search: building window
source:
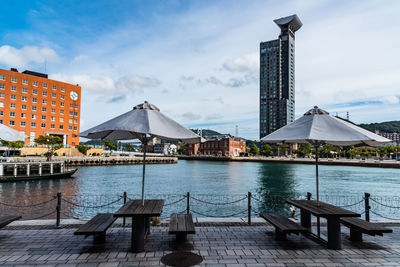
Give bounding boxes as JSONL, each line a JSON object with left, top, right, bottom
{"left": 42, "top": 99, "right": 47, "bottom": 104}
{"left": 69, "top": 119, "right": 72, "bottom": 123}
{"left": 51, "top": 108, "right": 56, "bottom": 113}
{"left": 43, "top": 83, "right": 48, "bottom": 88}
{"left": 41, "top": 107, "right": 46, "bottom": 112}
{"left": 0, "top": 111, "right": 3, "bottom": 116}
{"left": 74, "top": 126, "right": 77, "bottom": 131}
{"left": 0, "top": 93, "right": 4, "bottom": 98}
{"left": 0, "top": 84, "right": 4, "bottom": 89}
{"left": 33, "top": 81, "right": 38, "bottom": 87}
{"left": 74, "top": 119, "right": 78, "bottom": 123}
{"left": 51, "top": 124, "right": 55, "bottom": 129}
{"left": 41, "top": 123, "right": 46, "bottom": 128}
{"left": 32, "top": 106, "right": 37, "bottom": 111}
{"left": 9, "top": 121, "right": 15, "bottom": 126}
{"left": 51, "top": 101, "right": 56, "bottom": 106}
{"left": 42, "top": 91, "right": 47, "bottom": 96}
{"left": 0, "top": 120, "right": 2, "bottom": 124}
{"left": 68, "top": 126, "right": 72, "bottom": 130}
{"left": 22, "top": 79, "right": 28, "bottom": 85}
{"left": 22, "top": 88, "right": 27, "bottom": 93}
{"left": 41, "top": 115, "right": 46, "bottom": 120}
{"left": 22, "top": 96, "right": 27, "bottom": 101}
{"left": 20, "top": 121, "right": 26, "bottom": 127}
{"left": 20, "top": 113, "right": 26, "bottom": 118}
{"left": 52, "top": 85, "right": 57, "bottom": 90}
{"left": 22, "top": 104, "right": 26, "bottom": 110}
{"left": 11, "top": 86, "right": 16, "bottom": 91}
{"left": 32, "top": 98, "right": 37, "bottom": 103}
{"left": 61, "top": 87, "right": 65, "bottom": 92}
{"left": 10, "top": 103, "right": 16, "bottom": 108}
{"left": 60, "top": 95, "right": 65, "bottom": 100}
{"left": 10, "top": 94, "right": 16, "bottom": 100}
{"left": 52, "top": 93, "right": 56, "bottom": 98}
{"left": 11, "top": 77, "right": 17, "bottom": 83}
{"left": 31, "top": 114, "right": 36, "bottom": 119}
{"left": 0, "top": 75, "right": 5, "bottom": 81}
{"left": 59, "top": 125, "right": 64, "bottom": 130}
{"left": 60, "top": 110, "right": 64, "bottom": 115}
{"left": 60, "top": 118, "right": 64, "bottom": 122}
{"left": 70, "top": 104, "right": 74, "bottom": 108}
{"left": 9, "top": 112, "right": 15, "bottom": 117}
{"left": 33, "top": 89, "right": 38, "bottom": 95}
{"left": 31, "top": 122, "right": 36, "bottom": 127}
{"left": 51, "top": 116, "right": 55, "bottom": 121}
{"left": 69, "top": 111, "right": 73, "bottom": 116}
{"left": 60, "top": 102, "right": 64, "bottom": 107}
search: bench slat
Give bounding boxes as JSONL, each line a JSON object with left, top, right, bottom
{"left": 260, "top": 213, "right": 307, "bottom": 233}
{"left": 0, "top": 215, "right": 21, "bottom": 228}
{"left": 75, "top": 213, "right": 116, "bottom": 235}
{"left": 340, "top": 217, "right": 392, "bottom": 235}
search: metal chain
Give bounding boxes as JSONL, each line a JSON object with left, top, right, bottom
{"left": 191, "top": 209, "right": 247, "bottom": 217}
{"left": 62, "top": 197, "right": 123, "bottom": 208}
{"left": 60, "top": 211, "right": 87, "bottom": 221}
{"left": 0, "top": 196, "right": 56, "bottom": 208}
{"left": 337, "top": 199, "right": 364, "bottom": 208}
{"left": 370, "top": 210, "right": 400, "bottom": 221}
{"left": 30, "top": 210, "right": 56, "bottom": 220}
{"left": 250, "top": 195, "right": 264, "bottom": 203}
{"left": 190, "top": 195, "right": 247, "bottom": 205}
{"left": 370, "top": 198, "right": 400, "bottom": 209}
{"left": 164, "top": 196, "right": 186, "bottom": 206}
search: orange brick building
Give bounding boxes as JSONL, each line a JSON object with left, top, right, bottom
{"left": 0, "top": 68, "right": 81, "bottom": 146}
{"left": 186, "top": 135, "right": 246, "bottom": 157}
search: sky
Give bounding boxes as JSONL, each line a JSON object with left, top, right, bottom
{"left": 0, "top": 0, "right": 399, "bottom": 140}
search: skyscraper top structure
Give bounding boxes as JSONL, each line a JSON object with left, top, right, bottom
{"left": 260, "top": 14, "right": 302, "bottom": 138}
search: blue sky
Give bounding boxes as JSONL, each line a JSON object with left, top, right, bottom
{"left": 0, "top": 0, "right": 399, "bottom": 140}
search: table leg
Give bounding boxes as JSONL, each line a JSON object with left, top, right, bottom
{"left": 327, "top": 216, "right": 341, "bottom": 250}
{"left": 132, "top": 215, "right": 146, "bottom": 252}
{"left": 300, "top": 210, "right": 311, "bottom": 231}
{"left": 145, "top": 217, "right": 150, "bottom": 235}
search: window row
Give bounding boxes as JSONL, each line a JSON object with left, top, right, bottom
{"left": 0, "top": 103, "right": 78, "bottom": 116}
{"left": 0, "top": 86, "right": 67, "bottom": 99}
{"left": 0, "top": 77, "right": 66, "bottom": 92}
{"left": 0, "top": 111, "right": 77, "bottom": 123}
{"left": 7, "top": 120, "right": 77, "bottom": 130}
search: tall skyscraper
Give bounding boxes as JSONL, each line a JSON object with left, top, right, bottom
{"left": 259, "top": 15, "right": 302, "bottom": 138}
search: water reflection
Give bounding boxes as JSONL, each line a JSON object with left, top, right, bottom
{"left": 256, "top": 163, "right": 299, "bottom": 215}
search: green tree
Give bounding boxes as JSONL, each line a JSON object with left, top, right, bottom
{"left": 76, "top": 143, "right": 90, "bottom": 155}
{"left": 260, "top": 144, "right": 273, "bottom": 157}
{"left": 34, "top": 135, "right": 63, "bottom": 161}
{"left": 126, "top": 143, "right": 133, "bottom": 152}
{"left": 250, "top": 144, "right": 259, "bottom": 156}
{"left": 177, "top": 144, "right": 186, "bottom": 154}
{"left": 294, "top": 143, "right": 312, "bottom": 157}
{"left": 104, "top": 140, "right": 117, "bottom": 150}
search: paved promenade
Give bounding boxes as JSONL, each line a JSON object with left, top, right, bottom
{"left": 0, "top": 223, "right": 399, "bottom": 266}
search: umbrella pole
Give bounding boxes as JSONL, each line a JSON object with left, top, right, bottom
{"left": 142, "top": 141, "right": 147, "bottom": 206}
{"left": 315, "top": 144, "right": 321, "bottom": 237}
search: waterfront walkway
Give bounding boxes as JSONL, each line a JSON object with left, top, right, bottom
{"left": 0, "top": 222, "right": 399, "bottom": 266}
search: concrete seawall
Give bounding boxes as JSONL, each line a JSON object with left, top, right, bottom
{"left": 179, "top": 155, "right": 400, "bottom": 169}
{"left": 9, "top": 156, "right": 178, "bottom": 166}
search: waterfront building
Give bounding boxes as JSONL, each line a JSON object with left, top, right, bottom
{"left": 0, "top": 68, "right": 81, "bottom": 146}
{"left": 186, "top": 135, "right": 246, "bottom": 157}
{"left": 260, "top": 15, "right": 302, "bottom": 138}
{"left": 375, "top": 130, "right": 400, "bottom": 144}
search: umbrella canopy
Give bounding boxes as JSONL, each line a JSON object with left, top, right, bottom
{"left": 261, "top": 106, "right": 391, "bottom": 201}
{"left": 0, "top": 123, "right": 27, "bottom": 142}
{"left": 79, "top": 101, "right": 202, "bottom": 205}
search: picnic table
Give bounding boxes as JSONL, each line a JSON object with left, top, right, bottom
{"left": 114, "top": 199, "right": 164, "bottom": 252}
{"left": 286, "top": 199, "right": 360, "bottom": 249}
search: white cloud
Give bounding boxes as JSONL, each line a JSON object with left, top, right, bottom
{"left": 72, "top": 54, "right": 88, "bottom": 62}
{"left": 222, "top": 53, "right": 258, "bottom": 73}
{"left": 206, "top": 113, "right": 223, "bottom": 120}
{"left": 115, "top": 74, "right": 160, "bottom": 94}
{"left": 0, "top": 45, "right": 60, "bottom": 68}
{"left": 379, "top": 95, "right": 399, "bottom": 105}
{"left": 181, "top": 112, "right": 202, "bottom": 121}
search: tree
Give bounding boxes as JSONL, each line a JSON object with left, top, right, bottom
{"left": 34, "top": 135, "right": 63, "bottom": 161}
{"left": 177, "top": 144, "right": 186, "bottom": 154}
{"left": 294, "top": 143, "right": 312, "bottom": 157}
{"left": 260, "top": 144, "right": 273, "bottom": 157}
{"left": 76, "top": 143, "right": 90, "bottom": 155}
{"left": 250, "top": 144, "right": 259, "bottom": 156}
{"left": 1, "top": 140, "right": 24, "bottom": 156}
{"left": 126, "top": 143, "right": 133, "bottom": 152}
{"left": 104, "top": 140, "right": 117, "bottom": 150}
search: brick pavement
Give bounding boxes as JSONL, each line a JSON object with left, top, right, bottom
{"left": 0, "top": 223, "right": 398, "bottom": 266}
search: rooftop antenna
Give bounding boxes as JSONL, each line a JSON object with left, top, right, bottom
{"left": 235, "top": 125, "right": 238, "bottom": 137}
{"left": 346, "top": 112, "right": 349, "bottom": 121}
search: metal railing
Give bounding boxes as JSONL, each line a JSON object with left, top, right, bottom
{"left": 0, "top": 191, "right": 400, "bottom": 226}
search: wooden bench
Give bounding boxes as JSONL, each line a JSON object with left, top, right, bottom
{"left": 340, "top": 217, "right": 392, "bottom": 241}
{"left": 169, "top": 213, "right": 195, "bottom": 242}
{"left": 0, "top": 215, "right": 21, "bottom": 228}
{"left": 260, "top": 213, "right": 308, "bottom": 240}
{"left": 74, "top": 213, "right": 117, "bottom": 244}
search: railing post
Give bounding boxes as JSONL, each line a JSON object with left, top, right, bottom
{"left": 56, "top": 192, "right": 61, "bottom": 228}
{"left": 186, "top": 192, "right": 190, "bottom": 214}
{"left": 123, "top": 192, "right": 127, "bottom": 226}
{"left": 365, "top": 192, "right": 370, "bottom": 222}
{"left": 307, "top": 192, "right": 312, "bottom": 200}
{"left": 248, "top": 192, "right": 251, "bottom": 225}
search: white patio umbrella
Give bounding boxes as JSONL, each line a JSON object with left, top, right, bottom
{"left": 79, "top": 101, "right": 202, "bottom": 205}
{"left": 0, "top": 124, "right": 27, "bottom": 142}
{"left": 261, "top": 106, "right": 391, "bottom": 202}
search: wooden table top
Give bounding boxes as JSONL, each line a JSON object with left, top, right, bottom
{"left": 286, "top": 200, "right": 360, "bottom": 218}
{"left": 114, "top": 199, "right": 164, "bottom": 217}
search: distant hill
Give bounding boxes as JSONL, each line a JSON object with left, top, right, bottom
{"left": 358, "top": 121, "right": 400, "bottom": 133}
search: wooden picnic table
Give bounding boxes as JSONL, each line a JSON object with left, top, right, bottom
{"left": 286, "top": 199, "right": 360, "bottom": 249}
{"left": 114, "top": 199, "right": 164, "bottom": 252}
